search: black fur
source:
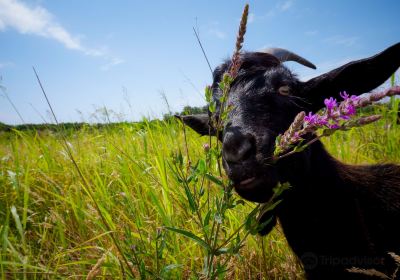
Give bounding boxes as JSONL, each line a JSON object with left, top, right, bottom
{"left": 181, "top": 43, "right": 400, "bottom": 279}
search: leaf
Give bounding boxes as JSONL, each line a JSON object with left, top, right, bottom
{"left": 222, "top": 73, "right": 234, "bottom": 85}
{"left": 1, "top": 214, "right": 9, "bottom": 253}
{"left": 196, "top": 159, "right": 207, "bottom": 174}
{"left": 161, "top": 264, "right": 182, "bottom": 275}
{"left": 245, "top": 206, "right": 260, "bottom": 233}
{"left": 235, "top": 199, "right": 245, "bottom": 206}
{"left": 215, "top": 247, "right": 230, "bottom": 256}
{"left": 215, "top": 263, "right": 229, "bottom": 279}
{"left": 139, "top": 260, "right": 146, "bottom": 279}
{"left": 203, "top": 210, "right": 211, "bottom": 227}
{"left": 218, "top": 81, "right": 225, "bottom": 91}
{"left": 205, "top": 173, "right": 223, "bottom": 186}
{"left": 293, "top": 145, "right": 307, "bottom": 153}
{"left": 273, "top": 182, "right": 291, "bottom": 196}
{"left": 322, "top": 129, "right": 336, "bottom": 137}
{"left": 165, "top": 227, "right": 211, "bottom": 252}
{"left": 209, "top": 101, "right": 217, "bottom": 113}
{"left": 183, "top": 185, "right": 197, "bottom": 212}
{"left": 259, "top": 200, "right": 282, "bottom": 217}
{"left": 205, "top": 86, "right": 212, "bottom": 103}
{"left": 391, "top": 73, "right": 396, "bottom": 87}
{"left": 256, "top": 216, "right": 273, "bottom": 234}
{"left": 10, "top": 206, "right": 25, "bottom": 247}
{"left": 199, "top": 185, "right": 205, "bottom": 197}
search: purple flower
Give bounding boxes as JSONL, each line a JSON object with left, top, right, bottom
{"left": 338, "top": 91, "right": 359, "bottom": 118}
{"left": 324, "top": 97, "right": 337, "bottom": 111}
{"left": 304, "top": 112, "right": 318, "bottom": 125}
{"left": 304, "top": 112, "right": 329, "bottom": 127}
{"left": 274, "top": 87, "right": 400, "bottom": 158}
{"left": 340, "top": 102, "right": 356, "bottom": 116}
{"left": 316, "top": 115, "right": 329, "bottom": 126}
{"left": 340, "top": 91, "right": 359, "bottom": 102}
{"left": 340, "top": 91, "right": 349, "bottom": 99}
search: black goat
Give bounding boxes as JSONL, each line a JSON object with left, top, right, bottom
{"left": 180, "top": 43, "right": 400, "bottom": 279}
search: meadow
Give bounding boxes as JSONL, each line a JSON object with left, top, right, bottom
{"left": 0, "top": 100, "right": 399, "bottom": 279}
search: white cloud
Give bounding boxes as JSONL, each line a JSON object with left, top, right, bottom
{"left": 305, "top": 30, "right": 318, "bottom": 36}
{"left": 0, "top": 0, "right": 81, "bottom": 50}
{"left": 208, "top": 28, "right": 226, "bottom": 39}
{"left": 278, "top": 0, "right": 293, "bottom": 11}
{"left": 0, "top": 0, "right": 123, "bottom": 69}
{"left": 264, "top": 10, "right": 275, "bottom": 19}
{"left": 205, "top": 21, "right": 226, "bottom": 39}
{"left": 324, "top": 35, "right": 359, "bottom": 47}
{"left": 248, "top": 13, "right": 255, "bottom": 24}
{"left": 261, "top": 1, "right": 293, "bottom": 20}
{"left": 100, "top": 57, "right": 124, "bottom": 71}
{"left": 0, "top": 62, "right": 14, "bottom": 69}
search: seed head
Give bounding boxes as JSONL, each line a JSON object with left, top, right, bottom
{"left": 229, "top": 4, "right": 249, "bottom": 78}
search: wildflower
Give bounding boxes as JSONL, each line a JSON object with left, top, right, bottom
{"left": 304, "top": 112, "right": 328, "bottom": 127}
{"left": 339, "top": 91, "right": 359, "bottom": 118}
{"left": 274, "top": 86, "right": 400, "bottom": 159}
{"left": 328, "top": 123, "right": 340, "bottom": 129}
{"left": 341, "top": 104, "right": 356, "bottom": 116}
{"left": 304, "top": 112, "right": 318, "bottom": 126}
{"left": 324, "top": 97, "right": 337, "bottom": 112}
{"left": 340, "top": 91, "right": 359, "bottom": 102}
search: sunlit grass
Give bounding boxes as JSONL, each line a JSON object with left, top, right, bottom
{"left": 0, "top": 105, "right": 399, "bottom": 279}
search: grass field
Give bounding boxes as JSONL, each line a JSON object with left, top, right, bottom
{"left": 0, "top": 102, "right": 399, "bottom": 279}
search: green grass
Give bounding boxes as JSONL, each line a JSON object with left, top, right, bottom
{"left": 0, "top": 105, "right": 399, "bottom": 279}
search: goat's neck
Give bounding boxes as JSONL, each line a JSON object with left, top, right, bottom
{"left": 275, "top": 140, "right": 376, "bottom": 257}
{"left": 277, "top": 139, "right": 347, "bottom": 194}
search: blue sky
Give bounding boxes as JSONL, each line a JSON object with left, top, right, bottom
{"left": 1, "top": 0, "right": 399, "bottom": 124}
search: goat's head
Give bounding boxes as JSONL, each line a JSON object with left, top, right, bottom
{"left": 180, "top": 43, "right": 400, "bottom": 203}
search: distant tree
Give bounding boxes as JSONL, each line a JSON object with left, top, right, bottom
{"left": 0, "top": 122, "right": 11, "bottom": 132}
{"left": 181, "top": 105, "right": 208, "bottom": 115}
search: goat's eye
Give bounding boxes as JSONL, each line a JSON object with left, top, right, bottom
{"left": 278, "top": 85, "right": 290, "bottom": 96}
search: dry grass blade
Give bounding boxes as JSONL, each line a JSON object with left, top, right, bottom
{"left": 193, "top": 27, "right": 213, "bottom": 76}
{"left": 388, "top": 252, "right": 400, "bottom": 265}
{"left": 347, "top": 267, "right": 390, "bottom": 279}
{"left": 86, "top": 251, "right": 108, "bottom": 280}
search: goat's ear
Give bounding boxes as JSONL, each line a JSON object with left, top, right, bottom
{"left": 175, "top": 114, "right": 215, "bottom": 136}
{"left": 300, "top": 42, "right": 400, "bottom": 111}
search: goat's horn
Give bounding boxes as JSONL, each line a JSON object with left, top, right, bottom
{"left": 261, "top": 47, "right": 317, "bottom": 69}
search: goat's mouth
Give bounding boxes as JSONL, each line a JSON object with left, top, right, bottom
{"left": 239, "top": 177, "right": 256, "bottom": 186}
{"left": 232, "top": 175, "right": 276, "bottom": 203}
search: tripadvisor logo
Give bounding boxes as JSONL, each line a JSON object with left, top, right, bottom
{"left": 300, "top": 252, "right": 385, "bottom": 270}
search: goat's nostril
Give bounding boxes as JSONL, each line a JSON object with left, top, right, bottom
{"left": 223, "top": 132, "right": 255, "bottom": 163}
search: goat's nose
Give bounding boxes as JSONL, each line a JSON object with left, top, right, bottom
{"left": 223, "top": 130, "right": 255, "bottom": 164}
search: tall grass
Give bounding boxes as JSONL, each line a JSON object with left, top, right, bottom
{"left": 0, "top": 101, "right": 399, "bottom": 279}
{"left": 0, "top": 120, "right": 292, "bottom": 279}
